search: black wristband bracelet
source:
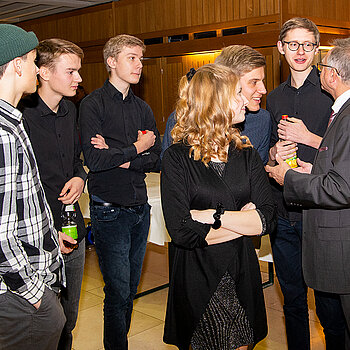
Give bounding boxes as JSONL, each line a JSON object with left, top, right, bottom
{"left": 211, "top": 203, "right": 224, "bottom": 230}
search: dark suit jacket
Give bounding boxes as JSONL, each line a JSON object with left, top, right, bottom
{"left": 284, "top": 97, "right": 350, "bottom": 294}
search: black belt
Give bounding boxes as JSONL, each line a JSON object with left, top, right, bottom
{"left": 90, "top": 200, "right": 143, "bottom": 210}
{"left": 91, "top": 200, "right": 121, "bottom": 208}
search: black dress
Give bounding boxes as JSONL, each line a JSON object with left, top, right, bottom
{"left": 161, "top": 143, "right": 276, "bottom": 350}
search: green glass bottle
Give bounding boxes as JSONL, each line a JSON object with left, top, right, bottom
{"left": 61, "top": 204, "right": 78, "bottom": 249}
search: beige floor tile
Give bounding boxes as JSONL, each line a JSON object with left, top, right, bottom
{"left": 311, "top": 320, "right": 326, "bottom": 350}
{"left": 260, "top": 306, "right": 288, "bottom": 348}
{"left": 129, "top": 324, "right": 177, "bottom": 350}
{"left": 88, "top": 285, "right": 105, "bottom": 298}
{"left": 84, "top": 248, "right": 103, "bottom": 277}
{"left": 138, "top": 270, "right": 168, "bottom": 294}
{"left": 263, "top": 279, "right": 284, "bottom": 312}
{"left": 81, "top": 273, "right": 104, "bottom": 292}
{"left": 133, "top": 288, "right": 168, "bottom": 321}
{"left": 129, "top": 310, "right": 163, "bottom": 336}
{"left": 142, "top": 243, "right": 169, "bottom": 278}
{"left": 72, "top": 304, "right": 104, "bottom": 350}
{"left": 79, "top": 289, "right": 104, "bottom": 312}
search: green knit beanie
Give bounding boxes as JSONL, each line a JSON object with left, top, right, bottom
{"left": 0, "top": 24, "right": 39, "bottom": 66}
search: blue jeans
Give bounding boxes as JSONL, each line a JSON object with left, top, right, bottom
{"left": 271, "top": 216, "right": 346, "bottom": 349}
{"left": 58, "top": 238, "right": 85, "bottom": 350}
{"left": 90, "top": 203, "right": 150, "bottom": 350}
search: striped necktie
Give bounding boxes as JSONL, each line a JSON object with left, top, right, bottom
{"left": 328, "top": 111, "right": 337, "bottom": 127}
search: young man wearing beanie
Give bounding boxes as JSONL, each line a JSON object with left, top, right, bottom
{"left": 0, "top": 24, "right": 66, "bottom": 350}
{"left": 19, "top": 38, "right": 87, "bottom": 350}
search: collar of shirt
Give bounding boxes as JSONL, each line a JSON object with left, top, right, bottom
{"left": 332, "top": 89, "right": 350, "bottom": 114}
{"left": 33, "top": 93, "right": 69, "bottom": 118}
{"left": 104, "top": 79, "right": 134, "bottom": 102}
{"left": 0, "top": 99, "right": 22, "bottom": 125}
{"left": 283, "top": 65, "right": 318, "bottom": 91}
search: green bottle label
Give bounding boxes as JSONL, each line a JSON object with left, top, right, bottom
{"left": 62, "top": 225, "right": 78, "bottom": 239}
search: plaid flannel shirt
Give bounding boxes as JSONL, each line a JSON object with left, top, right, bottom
{"left": 0, "top": 99, "right": 64, "bottom": 305}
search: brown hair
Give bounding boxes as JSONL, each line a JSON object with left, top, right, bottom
{"left": 103, "top": 34, "right": 145, "bottom": 73}
{"left": 172, "top": 63, "right": 251, "bottom": 166}
{"left": 279, "top": 17, "right": 320, "bottom": 44}
{"left": 0, "top": 62, "right": 9, "bottom": 79}
{"left": 36, "top": 38, "right": 83, "bottom": 69}
{"left": 215, "top": 45, "right": 266, "bottom": 77}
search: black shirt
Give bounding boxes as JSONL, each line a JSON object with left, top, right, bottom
{"left": 267, "top": 66, "right": 333, "bottom": 220}
{"left": 19, "top": 93, "right": 87, "bottom": 241}
{"left": 79, "top": 79, "right": 161, "bottom": 206}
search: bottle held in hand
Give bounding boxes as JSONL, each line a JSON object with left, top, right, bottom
{"left": 61, "top": 204, "right": 79, "bottom": 249}
{"left": 280, "top": 115, "right": 298, "bottom": 168}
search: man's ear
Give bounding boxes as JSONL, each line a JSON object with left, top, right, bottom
{"left": 106, "top": 56, "right": 117, "bottom": 70}
{"left": 38, "top": 66, "right": 50, "bottom": 81}
{"left": 330, "top": 68, "right": 340, "bottom": 84}
{"left": 277, "top": 41, "right": 285, "bottom": 55}
{"left": 12, "top": 57, "right": 23, "bottom": 77}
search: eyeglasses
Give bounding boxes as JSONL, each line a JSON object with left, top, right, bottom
{"left": 317, "top": 62, "right": 340, "bottom": 76}
{"left": 283, "top": 41, "right": 317, "bottom": 52}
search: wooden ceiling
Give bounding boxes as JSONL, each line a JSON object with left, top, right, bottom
{"left": 0, "top": 0, "right": 117, "bottom": 24}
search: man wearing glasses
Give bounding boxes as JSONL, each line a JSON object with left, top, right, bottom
{"left": 267, "top": 37, "right": 350, "bottom": 350}
{"left": 267, "top": 17, "right": 347, "bottom": 350}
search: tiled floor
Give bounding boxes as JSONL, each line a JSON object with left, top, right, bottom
{"left": 72, "top": 243, "right": 326, "bottom": 350}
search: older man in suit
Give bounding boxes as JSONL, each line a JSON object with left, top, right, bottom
{"left": 266, "top": 37, "right": 350, "bottom": 346}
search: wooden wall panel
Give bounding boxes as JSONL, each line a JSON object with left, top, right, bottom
{"left": 20, "top": 4, "right": 114, "bottom": 43}
{"left": 132, "top": 58, "right": 165, "bottom": 133}
{"left": 114, "top": 0, "right": 280, "bottom": 36}
{"left": 56, "top": 9, "right": 114, "bottom": 43}
{"left": 162, "top": 52, "right": 219, "bottom": 127}
{"left": 20, "top": 19, "right": 58, "bottom": 41}
{"left": 287, "top": 0, "right": 350, "bottom": 23}
{"left": 79, "top": 62, "right": 107, "bottom": 96}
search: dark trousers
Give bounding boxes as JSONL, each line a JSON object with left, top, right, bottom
{"left": 91, "top": 203, "right": 150, "bottom": 350}
{"left": 58, "top": 238, "right": 86, "bottom": 350}
{"left": 271, "top": 216, "right": 346, "bottom": 350}
{"left": 0, "top": 286, "right": 66, "bottom": 350}
{"left": 316, "top": 290, "right": 347, "bottom": 349}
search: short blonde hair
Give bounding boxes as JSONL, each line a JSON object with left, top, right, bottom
{"left": 279, "top": 17, "right": 320, "bottom": 44}
{"left": 103, "top": 34, "right": 145, "bottom": 73}
{"left": 215, "top": 45, "right": 265, "bottom": 77}
{"left": 36, "top": 38, "right": 83, "bottom": 70}
{"left": 172, "top": 63, "right": 251, "bottom": 166}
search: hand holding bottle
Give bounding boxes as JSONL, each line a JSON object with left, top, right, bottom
{"left": 269, "top": 140, "right": 298, "bottom": 161}
{"left": 278, "top": 116, "right": 309, "bottom": 143}
{"left": 58, "top": 231, "right": 77, "bottom": 254}
{"left": 278, "top": 115, "right": 298, "bottom": 168}
{"left": 61, "top": 204, "right": 79, "bottom": 252}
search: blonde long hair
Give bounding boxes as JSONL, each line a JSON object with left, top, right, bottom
{"left": 172, "top": 63, "right": 251, "bottom": 165}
